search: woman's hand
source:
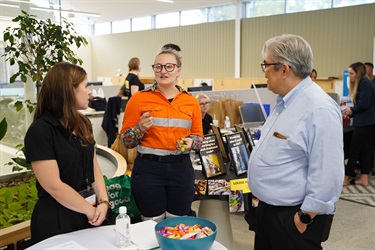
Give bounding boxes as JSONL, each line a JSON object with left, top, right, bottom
{"left": 88, "top": 203, "right": 108, "bottom": 226}
{"left": 139, "top": 111, "right": 153, "bottom": 131}
{"left": 177, "top": 137, "right": 193, "bottom": 152}
{"left": 344, "top": 107, "right": 352, "bottom": 116}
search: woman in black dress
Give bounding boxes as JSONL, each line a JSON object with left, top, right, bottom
{"left": 196, "top": 93, "right": 213, "bottom": 135}
{"left": 25, "top": 63, "right": 110, "bottom": 244}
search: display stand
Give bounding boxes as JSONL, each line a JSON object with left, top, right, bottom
{"left": 198, "top": 199, "right": 234, "bottom": 250}
{"left": 194, "top": 164, "right": 243, "bottom": 249}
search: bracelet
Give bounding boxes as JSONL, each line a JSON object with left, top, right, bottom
{"left": 97, "top": 200, "right": 110, "bottom": 208}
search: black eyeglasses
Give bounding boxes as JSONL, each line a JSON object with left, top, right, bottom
{"left": 199, "top": 102, "right": 210, "bottom": 106}
{"left": 152, "top": 63, "right": 179, "bottom": 73}
{"left": 260, "top": 62, "right": 281, "bottom": 72}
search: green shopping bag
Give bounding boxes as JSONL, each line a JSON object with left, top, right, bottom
{"left": 105, "top": 174, "right": 142, "bottom": 223}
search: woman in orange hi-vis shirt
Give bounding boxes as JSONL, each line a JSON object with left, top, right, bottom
{"left": 120, "top": 48, "right": 204, "bottom": 222}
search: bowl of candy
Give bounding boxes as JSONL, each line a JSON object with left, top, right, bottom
{"left": 155, "top": 216, "right": 217, "bottom": 250}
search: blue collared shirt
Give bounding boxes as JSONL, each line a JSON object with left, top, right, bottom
{"left": 248, "top": 77, "right": 344, "bottom": 214}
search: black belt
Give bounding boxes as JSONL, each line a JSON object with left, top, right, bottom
{"left": 138, "top": 153, "right": 188, "bottom": 163}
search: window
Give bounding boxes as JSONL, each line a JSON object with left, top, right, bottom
{"left": 132, "top": 16, "right": 151, "bottom": 31}
{"left": 181, "top": 9, "right": 208, "bottom": 26}
{"left": 90, "top": 0, "right": 374, "bottom": 35}
{"left": 208, "top": 5, "right": 236, "bottom": 22}
{"left": 246, "top": 0, "right": 285, "bottom": 18}
{"left": 112, "top": 20, "right": 131, "bottom": 33}
{"left": 155, "top": 12, "right": 179, "bottom": 29}
{"left": 333, "top": 0, "right": 375, "bottom": 7}
{"left": 94, "top": 22, "right": 111, "bottom": 35}
{"left": 287, "top": 0, "right": 331, "bottom": 13}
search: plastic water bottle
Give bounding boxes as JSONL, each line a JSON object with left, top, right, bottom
{"left": 224, "top": 116, "right": 231, "bottom": 130}
{"left": 116, "top": 206, "right": 131, "bottom": 248}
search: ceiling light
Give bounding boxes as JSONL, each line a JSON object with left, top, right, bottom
{"left": 156, "top": 0, "right": 174, "bottom": 3}
{"left": 0, "top": 3, "right": 19, "bottom": 8}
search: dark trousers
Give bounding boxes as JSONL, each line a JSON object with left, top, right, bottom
{"left": 254, "top": 201, "right": 333, "bottom": 250}
{"left": 346, "top": 125, "right": 375, "bottom": 176}
{"left": 131, "top": 154, "right": 195, "bottom": 217}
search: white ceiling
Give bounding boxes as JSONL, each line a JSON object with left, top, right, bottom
{"left": 59, "top": 0, "right": 236, "bottom": 24}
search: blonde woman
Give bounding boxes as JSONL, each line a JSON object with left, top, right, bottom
{"left": 343, "top": 62, "right": 375, "bottom": 186}
{"left": 196, "top": 93, "right": 213, "bottom": 135}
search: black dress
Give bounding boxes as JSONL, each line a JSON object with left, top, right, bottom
{"left": 25, "top": 112, "right": 95, "bottom": 244}
{"left": 202, "top": 113, "right": 213, "bottom": 135}
{"left": 120, "top": 73, "right": 144, "bottom": 98}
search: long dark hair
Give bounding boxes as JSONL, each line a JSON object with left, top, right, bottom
{"left": 34, "top": 62, "right": 94, "bottom": 144}
{"left": 349, "top": 62, "right": 367, "bottom": 103}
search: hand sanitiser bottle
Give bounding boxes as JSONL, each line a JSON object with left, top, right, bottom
{"left": 116, "top": 206, "right": 131, "bottom": 248}
{"left": 224, "top": 116, "right": 231, "bottom": 130}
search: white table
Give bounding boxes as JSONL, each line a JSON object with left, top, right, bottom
{"left": 27, "top": 222, "right": 227, "bottom": 250}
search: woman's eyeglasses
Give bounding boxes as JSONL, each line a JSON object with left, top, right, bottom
{"left": 152, "top": 63, "right": 179, "bottom": 73}
{"left": 200, "top": 102, "right": 210, "bottom": 106}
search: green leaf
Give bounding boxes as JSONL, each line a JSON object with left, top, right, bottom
{"left": 11, "top": 157, "right": 30, "bottom": 168}
{"left": 3, "top": 190, "right": 14, "bottom": 204}
{"left": 14, "top": 101, "right": 23, "bottom": 111}
{"left": 0, "top": 117, "right": 7, "bottom": 141}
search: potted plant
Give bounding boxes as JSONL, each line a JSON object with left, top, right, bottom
{"left": 0, "top": 10, "right": 88, "bottom": 145}
{"left": 0, "top": 11, "right": 88, "bottom": 246}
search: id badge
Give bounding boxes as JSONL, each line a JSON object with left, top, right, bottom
{"left": 78, "top": 188, "right": 96, "bottom": 206}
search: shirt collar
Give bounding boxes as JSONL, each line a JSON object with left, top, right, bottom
{"left": 279, "top": 76, "right": 312, "bottom": 108}
{"left": 147, "top": 81, "right": 189, "bottom": 94}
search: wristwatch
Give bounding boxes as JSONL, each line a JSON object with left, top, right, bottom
{"left": 298, "top": 210, "right": 313, "bottom": 224}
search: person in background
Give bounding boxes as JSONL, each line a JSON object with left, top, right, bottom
{"left": 343, "top": 62, "right": 375, "bottom": 187}
{"left": 196, "top": 93, "right": 213, "bottom": 135}
{"left": 119, "top": 48, "right": 203, "bottom": 222}
{"left": 248, "top": 34, "right": 344, "bottom": 249}
{"left": 364, "top": 62, "right": 375, "bottom": 84}
{"left": 117, "top": 57, "right": 144, "bottom": 98}
{"left": 25, "top": 62, "right": 110, "bottom": 244}
{"left": 200, "top": 82, "right": 208, "bottom": 86}
{"left": 310, "top": 68, "right": 317, "bottom": 81}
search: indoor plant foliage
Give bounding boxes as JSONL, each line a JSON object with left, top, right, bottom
{"left": 0, "top": 176, "right": 37, "bottom": 230}
{"left": 0, "top": 11, "right": 88, "bottom": 229}
{"left": 0, "top": 10, "right": 88, "bottom": 142}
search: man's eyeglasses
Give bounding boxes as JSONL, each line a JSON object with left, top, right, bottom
{"left": 200, "top": 102, "right": 210, "bottom": 106}
{"left": 152, "top": 63, "right": 179, "bottom": 73}
{"left": 260, "top": 62, "right": 281, "bottom": 72}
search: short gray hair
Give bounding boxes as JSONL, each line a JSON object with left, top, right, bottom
{"left": 261, "top": 34, "right": 313, "bottom": 78}
{"left": 196, "top": 93, "right": 210, "bottom": 102}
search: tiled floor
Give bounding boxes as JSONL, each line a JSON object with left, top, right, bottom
{"left": 193, "top": 198, "right": 375, "bottom": 249}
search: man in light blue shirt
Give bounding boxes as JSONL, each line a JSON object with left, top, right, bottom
{"left": 247, "top": 34, "right": 344, "bottom": 250}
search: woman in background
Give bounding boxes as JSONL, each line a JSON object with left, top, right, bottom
{"left": 117, "top": 57, "right": 144, "bottom": 98}
{"left": 310, "top": 68, "right": 317, "bottom": 81}
{"left": 25, "top": 62, "right": 110, "bottom": 244}
{"left": 196, "top": 93, "right": 213, "bottom": 135}
{"left": 343, "top": 62, "right": 375, "bottom": 186}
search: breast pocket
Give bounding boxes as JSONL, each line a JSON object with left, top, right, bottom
{"left": 260, "top": 135, "right": 303, "bottom": 166}
{"left": 140, "top": 105, "right": 162, "bottom": 116}
{"left": 178, "top": 106, "right": 193, "bottom": 119}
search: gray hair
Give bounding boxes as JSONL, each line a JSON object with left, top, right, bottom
{"left": 196, "top": 93, "right": 210, "bottom": 102}
{"left": 261, "top": 34, "right": 313, "bottom": 78}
